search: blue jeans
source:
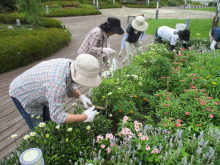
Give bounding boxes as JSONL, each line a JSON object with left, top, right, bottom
{"left": 11, "top": 97, "right": 51, "bottom": 130}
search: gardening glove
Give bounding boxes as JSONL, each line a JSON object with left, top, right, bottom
{"left": 103, "top": 48, "right": 116, "bottom": 56}
{"left": 82, "top": 106, "right": 97, "bottom": 122}
{"left": 79, "top": 95, "right": 92, "bottom": 109}
{"left": 118, "top": 50, "right": 123, "bottom": 57}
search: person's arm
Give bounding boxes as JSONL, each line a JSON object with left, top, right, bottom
{"left": 120, "top": 33, "right": 129, "bottom": 51}
{"left": 210, "top": 40, "right": 217, "bottom": 50}
{"left": 70, "top": 89, "right": 82, "bottom": 98}
{"left": 64, "top": 113, "right": 87, "bottom": 123}
{"left": 87, "top": 29, "right": 103, "bottom": 55}
{"left": 140, "top": 31, "right": 146, "bottom": 41}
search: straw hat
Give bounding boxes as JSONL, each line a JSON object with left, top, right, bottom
{"left": 131, "top": 16, "right": 149, "bottom": 32}
{"left": 70, "top": 54, "right": 102, "bottom": 87}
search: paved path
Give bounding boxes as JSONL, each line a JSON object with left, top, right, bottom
{"left": 0, "top": 6, "right": 215, "bottom": 161}
{"left": 100, "top": 6, "right": 216, "bottom": 19}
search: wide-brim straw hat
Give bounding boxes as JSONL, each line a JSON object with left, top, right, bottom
{"left": 132, "top": 16, "right": 149, "bottom": 32}
{"left": 70, "top": 54, "right": 102, "bottom": 87}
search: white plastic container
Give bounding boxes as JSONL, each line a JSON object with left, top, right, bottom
{"left": 176, "top": 23, "right": 187, "bottom": 31}
{"left": 19, "top": 148, "right": 44, "bottom": 165}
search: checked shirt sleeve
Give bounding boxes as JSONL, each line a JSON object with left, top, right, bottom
{"left": 87, "top": 29, "right": 103, "bottom": 56}
{"left": 45, "top": 82, "right": 68, "bottom": 125}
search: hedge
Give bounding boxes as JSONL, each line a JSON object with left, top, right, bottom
{"left": 0, "top": 13, "right": 65, "bottom": 29}
{"left": 42, "top": 1, "right": 80, "bottom": 7}
{"left": 44, "top": 7, "right": 101, "bottom": 17}
{"left": 0, "top": 28, "right": 71, "bottom": 73}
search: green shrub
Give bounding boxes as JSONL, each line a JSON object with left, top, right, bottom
{"left": 42, "top": 1, "right": 80, "bottom": 7}
{"left": 0, "top": 28, "right": 71, "bottom": 73}
{"left": 0, "top": 13, "right": 65, "bottom": 29}
{"left": 167, "top": 0, "right": 178, "bottom": 6}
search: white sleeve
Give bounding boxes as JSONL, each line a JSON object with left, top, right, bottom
{"left": 210, "top": 40, "right": 217, "bottom": 50}
{"left": 170, "top": 35, "right": 178, "bottom": 46}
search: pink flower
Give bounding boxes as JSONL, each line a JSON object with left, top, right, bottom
{"left": 177, "top": 119, "right": 181, "bottom": 123}
{"left": 196, "top": 98, "right": 200, "bottom": 100}
{"left": 164, "top": 124, "right": 167, "bottom": 126}
{"left": 184, "top": 90, "right": 188, "bottom": 92}
{"left": 107, "top": 147, "right": 111, "bottom": 154}
{"left": 167, "top": 104, "right": 170, "bottom": 106}
{"left": 207, "top": 97, "right": 212, "bottom": 99}
{"left": 204, "top": 93, "right": 207, "bottom": 96}
{"left": 200, "top": 89, "right": 205, "bottom": 92}
{"left": 214, "top": 102, "right": 218, "bottom": 105}
{"left": 206, "top": 108, "right": 211, "bottom": 111}
{"left": 168, "top": 131, "right": 171, "bottom": 134}
{"left": 141, "top": 136, "right": 145, "bottom": 141}
{"left": 167, "top": 81, "right": 170, "bottom": 83}
{"left": 168, "top": 93, "right": 172, "bottom": 95}
{"left": 185, "top": 112, "right": 190, "bottom": 115}
{"left": 138, "top": 133, "right": 143, "bottom": 137}
{"left": 201, "top": 99, "right": 205, "bottom": 102}
{"left": 196, "top": 124, "right": 200, "bottom": 127}
{"left": 181, "top": 79, "right": 185, "bottom": 82}
{"left": 151, "top": 149, "right": 159, "bottom": 154}
{"left": 192, "top": 86, "right": 196, "bottom": 88}
{"left": 200, "top": 102, "right": 206, "bottom": 105}
{"left": 209, "top": 114, "right": 213, "bottom": 118}
{"left": 101, "top": 144, "right": 105, "bottom": 148}
{"left": 123, "top": 116, "right": 128, "bottom": 123}
{"left": 146, "top": 145, "right": 151, "bottom": 150}
{"left": 166, "top": 97, "right": 170, "bottom": 100}
{"left": 169, "top": 117, "right": 172, "bottom": 120}
{"left": 193, "top": 74, "right": 196, "bottom": 76}
{"left": 156, "top": 94, "right": 160, "bottom": 97}
{"left": 145, "top": 136, "right": 149, "bottom": 140}
{"left": 97, "top": 135, "right": 104, "bottom": 142}
{"left": 176, "top": 123, "right": 182, "bottom": 127}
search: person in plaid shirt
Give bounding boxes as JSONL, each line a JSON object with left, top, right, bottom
{"left": 9, "top": 54, "right": 102, "bottom": 130}
{"left": 78, "top": 17, "right": 124, "bottom": 67}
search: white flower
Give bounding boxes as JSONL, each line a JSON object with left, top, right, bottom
{"left": 86, "top": 126, "right": 91, "bottom": 130}
{"left": 126, "top": 74, "right": 130, "bottom": 77}
{"left": 24, "top": 135, "right": 30, "bottom": 140}
{"left": 55, "top": 125, "right": 60, "bottom": 129}
{"left": 72, "top": 103, "right": 77, "bottom": 106}
{"left": 30, "top": 132, "right": 36, "bottom": 136}
{"left": 31, "top": 115, "right": 34, "bottom": 119}
{"left": 38, "top": 122, "right": 45, "bottom": 127}
{"left": 11, "top": 134, "right": 17, "bottom": 139}
{"left": 138, "top": 82, "right": 143, "bottom": 86}
{"left": 196, "top": 33, "right": 201, "bottom": 35}
{"left": 108, "top": 92, "right": 112, "bottom": 95}
{"left": 118, "top": 87, "right": 121, "bottom": 90}
{"left": 109, "top": 114, "right": 113, "bottom": 117}
{"left": 67, "top": 128, "right": 72, "bottom": 132}
{"left": 134, "top": 75, "right": 138, "bottom": 78}
{"left": 96, "top": 112, "right": 99, "bottom": 115}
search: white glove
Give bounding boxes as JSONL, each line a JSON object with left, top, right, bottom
{"left": 82, "top": 106, "right": 97, "bottom": 122}
{"left": 118, "top": 50, "right": 123, "bottom": 57}
{"left": 79, "top": 95, "right": 92, "bottom": 109}
{"left": 103, "top": 48, "right": 116, "bottom": 55}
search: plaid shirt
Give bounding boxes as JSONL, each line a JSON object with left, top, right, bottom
{"left": 78, "top": 27, "right": 109, "bottom": 57}
{"left": 9, "top": 58, "right": 77, "bottom": 125}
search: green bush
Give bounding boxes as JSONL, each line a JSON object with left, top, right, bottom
{"left": 0, "top": 13, "right": 65, "bottom": 29}
{"left": 43, "top": 6, "right": 101, "bottom": 17}
{"left": 167, "top": 0, "right": 178, "bottom": 6}
{"left": 42, "top": 1, "right": 80, "bottom": 7}
{"left": 0, "top": 28, "right": 71, "bottom": 73}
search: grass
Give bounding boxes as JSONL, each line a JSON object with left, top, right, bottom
{"left": 146, "top": 19, "right": 220, "bottom": 39}
{"left": 186, "top": 7, "right": 217, "bottom": 12}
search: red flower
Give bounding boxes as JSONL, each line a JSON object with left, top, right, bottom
{"left": 185, "top": 112, "right": 190, "bottom": 115}
{"left": 196, "top": 124, "right": 200, "bottom": 127}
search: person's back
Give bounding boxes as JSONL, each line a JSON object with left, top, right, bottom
{"left": 157, "top": 26, "right": 179, "bottom": 45}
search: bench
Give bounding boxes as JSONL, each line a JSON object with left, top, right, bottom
{"left": 127, "top": 14, "right": 144, "bottom": 23}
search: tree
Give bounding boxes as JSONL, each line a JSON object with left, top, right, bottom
{"left": 0, "top": 0, "right": 17, "bottom": 23}
{"left": 19, "top": 0, "right": 43, "bottom": 29}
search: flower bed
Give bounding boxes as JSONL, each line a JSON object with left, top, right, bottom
{"left": 1, "top": 41, "right": 219, "bottom": 164}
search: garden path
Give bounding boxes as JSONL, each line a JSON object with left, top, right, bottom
{"left": 0, "top": 6, "right": 216, "bottom": 161}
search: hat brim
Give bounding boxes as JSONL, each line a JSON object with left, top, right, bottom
{"left": 108, "top": 27, "right": 124, "bottom": 35}
{"left": 70, "top": 62, "right": 102, "bottom": 87}
{"left": 132, "top": 20, "right": 149, "bottom": 32}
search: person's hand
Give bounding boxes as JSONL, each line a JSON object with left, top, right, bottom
{"left": 118, "top": 50, "right": 123, "bottom": 57}
{"left": 138, "top": 40, "right": 143, "bottom": 47}
{"left": 82, "top": 106, "right": 97, "bottom": 122}
{"left": 79, "top": 95, "right": 92, "bottom": 109}
{"left": 103, "top": 48, "right": 116, "bottom": 55}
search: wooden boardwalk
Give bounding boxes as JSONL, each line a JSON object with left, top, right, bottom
{"left": 0, "top": 14, "right": 154, "bottom": 161}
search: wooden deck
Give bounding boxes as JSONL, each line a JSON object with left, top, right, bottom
{"left": 0, "top": 14, "right": 154, "bottom": 161}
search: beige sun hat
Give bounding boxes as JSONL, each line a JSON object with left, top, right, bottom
{"left": 131, "top": 16, "right": 149, "bottom": 32}
{"left": 70, "top": 54, "right": 102, "bottom": 87}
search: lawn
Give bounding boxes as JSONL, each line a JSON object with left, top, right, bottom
{"left": 186, "top": 7, "right": 217, "bottom": 12}
{"left": 146, "top": 19, "right": 220, "bottom": 39}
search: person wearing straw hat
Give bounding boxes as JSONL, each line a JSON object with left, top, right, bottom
{"left": 119, "top": 16, "right": 148, "bottom": 65}
{"left": 9, "top": 54, "right": 102, "bottom": 130}
{"left": 78, "top": 17, "right": 124, "bottom": 67}
{"left": 209, "top": 27, "right": 220, "bottom": 51}
{"left": 154, "top": 26, "right": 190, "bottom": 51}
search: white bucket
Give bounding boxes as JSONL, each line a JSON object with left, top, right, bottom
{"left": 176, "top": 23, "right": 187, "bottom": 31}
